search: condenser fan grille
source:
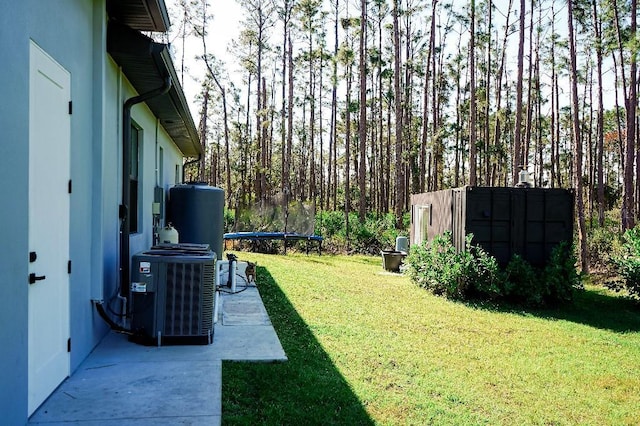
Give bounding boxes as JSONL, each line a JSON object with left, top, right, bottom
{"left": 164, "top": 262, "right": 214, "bottom": 336}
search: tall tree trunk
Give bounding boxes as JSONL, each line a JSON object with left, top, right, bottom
{"left": 484, "top": 0, "right": 492, "bottom": 186}
{"left": 358, "top": 0, "right": 367, "bottom": 221}
{"left": 550, "top": 1, "right": 557, "bottom": 188}
{"left": 492, "top": 0, "right": 513, "bottom": 186}
{"left": 404, "top": 10, "right": 417, "bottom": 196}
{"left": 513, "top": 0, "right": 525, "bottom": 185}
{"left": 261, "top": 77, "right": 268, "bottom": 202}
{"left": 286, "top": 34, "right": 294, "bottom": 201}
{"left": 469, "top": 0, "right": 478, "bottom": 186}
{"left": 345, "top": 64, "right": 353, "bottom": 241}
{"left": 308, "top": 30, "right": 316, "bottom": 204}
{"left": 255, "top": 7, "right": 264, "bottom": 204}
{"left": 431, "top": 1, "right": 441, "bottom": 190}
{"left": 554, "top": 42, "right": 561, "bottom": 187}
{"left": 631, "top": 0, "right": 639, "bottom": 226}
{"left": 421, "top": 1, "right": 436, "bottom": 193}
{"left": 393, "top": 0, "right": 404, "bottom": 228}
{"left": 198, "top": 85, "right": 209, "bottom": 182}
{"left": 454, "top": 33, "right": 462, "bottom": 188}
{"left": 280, "top": 1, "right": 290, "bottom": 195}
{"left": 244, "top": 57, "right": 252, "bottom": 207}
{"left": 319, "top": 45, "right": 325, "bottom": 211}
{"left": 523, "top": 0, "right": 535, "bottom": 171}
{"left": 378, "top": 7, "right": 387, "bottom": 211}
{"left": 568, "top": 0, "right": 588, "bottom": 272}
{"left": 533, "top": 1, "right": 542, "bottom": 188}
{"left": 197, "top": 5, "right": 232, "bottom": 207}
{"left": 329, "top": 0, "right": 339, "bottom": 211}
{"left": 613, "top": 0, "right": 634, "bottom": 229}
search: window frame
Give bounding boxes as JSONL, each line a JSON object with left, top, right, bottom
{"left": 129, "top": 121, "right": 142, "bottom": 234}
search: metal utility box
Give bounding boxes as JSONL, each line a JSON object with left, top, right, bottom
{"left": 411, "top": 186, "right": 574, "bottom": 266}
{"left": 130, "top": 243, "right": 215, "bottom": 345}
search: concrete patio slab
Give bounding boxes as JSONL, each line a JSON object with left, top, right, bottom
{"left": 29, "top": 279, "right": 285, "bottom": 425}
{"left": 222, "top": 287, "right": 272, "bottom": 326}
{"left": 29, "top": 354, "right": 222, "bottom": 425}
{"left": 213, "top": 325, "right": 287, "bottom": 362}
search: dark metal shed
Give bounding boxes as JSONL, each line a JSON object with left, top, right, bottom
{"left": 411, "top": 186, "right": 575, "bottom": 267}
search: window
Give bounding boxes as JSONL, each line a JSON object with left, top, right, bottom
{"left": 130, "top": 123, "right": 142, "bottom": 233}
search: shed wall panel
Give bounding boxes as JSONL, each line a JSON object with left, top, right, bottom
{"left": 410, "top": 189, "right": 452, "bottom": 246}
{"left": 411, "top": 186, "right": 574, "bottom": 267}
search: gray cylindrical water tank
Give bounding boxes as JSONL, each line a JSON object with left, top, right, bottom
{"left": 168, "top": 183, "right": 224, "bottom": 260}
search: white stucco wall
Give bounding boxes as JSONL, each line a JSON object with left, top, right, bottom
{"left": 0, "top": 1, "right": 192, "bottom": 421}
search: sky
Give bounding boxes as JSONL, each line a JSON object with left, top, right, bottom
{"left": 163, "top": 0, "right": 618, "bottom": 124}
{"left": 164, "top": 0, "right": 244, "bottom": 118}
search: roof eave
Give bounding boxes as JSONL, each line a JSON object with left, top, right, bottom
{"left": 106, "top": 0, "right": 171, "bottom": 33}
{"left": 107, "top": 21, "right": 201, "bottom": 157}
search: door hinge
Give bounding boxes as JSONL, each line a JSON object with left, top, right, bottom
{"left": 67, "top": 338, "right": 71, "bottom": 353}
{"left": 68, "top": 179, "right": 72, "bottom": 194}
{"left": 68, "top": 101, "right": 73, "bottom": 115}
{"left": 68, "top": 260, "right": 72, "bottom": 274}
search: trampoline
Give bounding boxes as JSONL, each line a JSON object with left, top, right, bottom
{"left": 223, "top": 231, "right": 323, "bottom": 255}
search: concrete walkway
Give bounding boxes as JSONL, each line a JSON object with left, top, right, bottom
{"left": 29, "top": 280, "right": 286, "bottom": 425}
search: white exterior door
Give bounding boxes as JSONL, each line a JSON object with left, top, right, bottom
{"left": 414, "top": 205, "right": 431, "bottom": 246}
{"left": 28, "top": 41, "right": 71, "bottom": 416}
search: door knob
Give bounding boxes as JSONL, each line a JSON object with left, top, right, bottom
{"left": 29, "top": 273, "right": 46, "bottom": 284}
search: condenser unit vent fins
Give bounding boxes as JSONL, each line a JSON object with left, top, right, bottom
{"left": 202, "top": 264, "right": 215, "bottom": 328}
{"left": 165, "top": 262, "right": 202, "bottom": 337}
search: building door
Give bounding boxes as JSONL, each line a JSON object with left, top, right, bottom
{"left": 28, "top": 41, "right": 71, "bottom": 416}
{"left": 413, "top": 205, "right": 431, "bottom": 246}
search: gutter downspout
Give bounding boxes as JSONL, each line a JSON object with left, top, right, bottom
{"left": 120, "top": 75, "right": 172, "bottom": 302}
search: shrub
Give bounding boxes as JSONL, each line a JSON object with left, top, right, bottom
{"left": 315, "top": 211, "right": 408, "bottom": 255}
{"left": 503, "top": 254, "right": 543, "bottom": 306}
{"left": 406, "top": 233, "right": 580, "bottom": 307}
{"left": 405, "top": 232, "right": 472, "bottom": 299}
{"left": 405, "top": 232, "right": 503, "bottom": 300}
{"left": 544, "top": 242, "right": 581, "bottom": 304}
{"left": 468, "top": 244, "right": 503, "bottom": 300}
{"left": 586, "top": 209, "right": 622, "bottom": 271}
{"left": 611, "top": 226, "right": 640, "bottom": 300}
{"left": 587, "top": 225, "right": 617, "bottom": 269}
{"left": 224, "top": 208, "right": 235, "bottom": 232}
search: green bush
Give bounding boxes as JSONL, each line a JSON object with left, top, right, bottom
{"left": 315, "top": 211, "right": 408, "bottom": 255}
{"left": 611, "top": 226, "right": 640, "bottom": 300}
{"left": 503, "top": 254, "right": 542, "bottom": 306}
{"left": 405, "top": 233, "right": 503, "bottom": 300}
{"left": 468, "top": 244, "right": 503, "bottom": 300}
{"left": 405, "top": 232, "right": 472, "bottom": 299}
{"left": 406, "top": 233, "right": 580, "bottom": 307}
{"left": 586, "top": 209, "right": 622, "bottom": 270}
{"left": 223, "top": 208, "right": 235, "bottom": 232}
{"left": 315, "top": 210, "right": 344, "bottom": 238}
{"left": 544, "top": 242, "right": 582, "bottom": 304}
{"left": 587, "top": 225, "right": 617, "bottom": 269}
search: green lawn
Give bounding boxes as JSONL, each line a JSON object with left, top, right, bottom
{"left": 222, "top": 253, "right": 640, "bottom": 425}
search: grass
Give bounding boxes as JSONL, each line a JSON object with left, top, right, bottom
{"left": 221, "top": 253, "right": 640, "bottom": 425}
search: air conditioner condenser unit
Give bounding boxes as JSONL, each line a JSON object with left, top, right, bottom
{"left": 130, "top": 244, "right": 215, "bottom": 345}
